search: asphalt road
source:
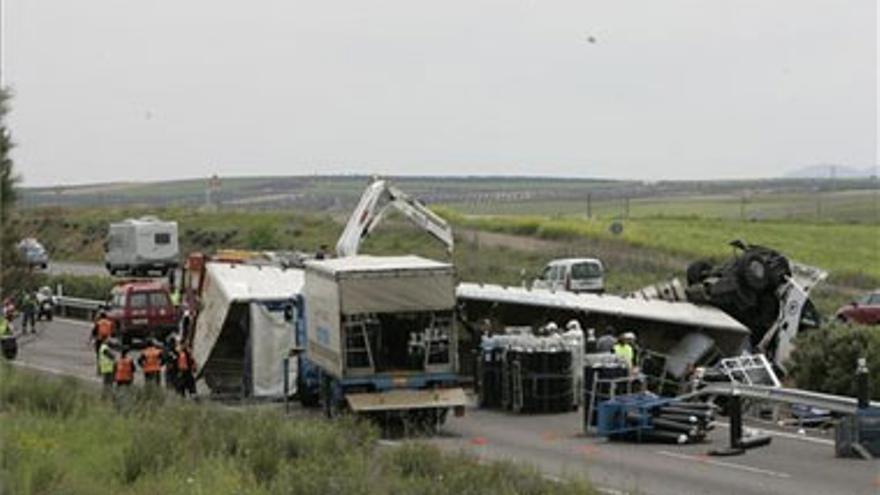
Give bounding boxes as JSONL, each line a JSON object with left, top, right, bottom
{"left": 11, "top": 319, "right": 880, "bottom": 495}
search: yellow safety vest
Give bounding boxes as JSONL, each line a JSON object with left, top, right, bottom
{"left": 170, "top": 291, "right": 181, "bottom": 306}
{"left": 613, "top": 343, "right": 634, "bottom": 367}
{"left": 0, "top": 318, "right": 9, "bottom": 336}
{"left": 98, "top": 343, "right": 114, "bottom": 374}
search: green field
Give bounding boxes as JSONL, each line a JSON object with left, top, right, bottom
{"left": 0, "top": 367, "right": 591, "bottom": 495}
{"left": 448, "top": 189, "right": 880, "bottom": 225}
{"left": 447, "top": 211, "right": 880, "bottom": 286}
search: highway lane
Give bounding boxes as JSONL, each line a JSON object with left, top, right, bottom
{"left": 12, "top": 319, "right": 880, "bottom": 495}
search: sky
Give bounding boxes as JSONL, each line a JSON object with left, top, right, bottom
{"left": 3, "top": 0, "right": 877, "bottom": 186}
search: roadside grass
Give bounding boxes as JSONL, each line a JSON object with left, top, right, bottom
{"left": 441, "top": 211, "right": 880, "bottom": 287}
{"left": 0, "top": 366, "right": 594, "bottom": 495}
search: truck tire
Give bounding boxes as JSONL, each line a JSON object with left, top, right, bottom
{"left": 298, "top": 377, "right": 320, "bottom": 407}
{"left": 320, "top": 375, "right": 340, "bottom": 419}
{"left": 738, "top": 252, "right": 768, "bottom": 291}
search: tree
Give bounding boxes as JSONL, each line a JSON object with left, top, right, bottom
{"left": 0, "top": 88, "right": 24, "bottom": 297}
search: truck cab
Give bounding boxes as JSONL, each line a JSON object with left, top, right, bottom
{"left": 533, "top": 258, "right": 605, "bottom": 294}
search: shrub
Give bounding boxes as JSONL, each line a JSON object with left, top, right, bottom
{"left": 789, "top": 322, "right": 880, "bottom": 399}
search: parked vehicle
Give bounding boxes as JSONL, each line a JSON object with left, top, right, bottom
{"left": 836, "top": 291, "right": 880, "bottom": 325}
{"left": 104, "top": 217, "right": 179, "bottom": 276}
{"left": 105, "top": 279, "right": 178, "bottom": 345}
{"left": 533, "top": 258, "right": 605, "bottom": 293}
{"left": 301, "top": 255, "right": 467, "bottom": 427}
{"left": 35, "top": 286, "right": 56, "bottom": 321}
{"left": 17, "top": 238, "right": 49, "bottom": 269}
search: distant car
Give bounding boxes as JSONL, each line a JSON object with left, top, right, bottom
{"left": 17, "top": 238, "right": 49, "bottom": 269}
{"left": 836, "top": 291, "right": 880, "bottom": 325}
{"left": 533, "top": 258, "right": 605, "bottom": 293}
{"left": 105, "top": 279, "right": 179, "bottom": 345}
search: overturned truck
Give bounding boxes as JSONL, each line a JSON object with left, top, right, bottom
{"left": 459, "top": 241, "right": 825, "bottom": 393}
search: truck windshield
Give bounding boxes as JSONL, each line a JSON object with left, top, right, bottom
{"left": 572, "top": 262, "right": 601, "bottom": 279}
{"left": 154, "top": 233, "right": 171, "bottom": 245}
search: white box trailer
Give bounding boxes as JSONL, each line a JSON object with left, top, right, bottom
{"left": 105, "top": 217, "right": 179, "bottom": 275}
{"left": 192, "top": 262, "right": 304, "bottom": 398}
{"left": 302, "top": 255, "right": 466, "bottom": 419}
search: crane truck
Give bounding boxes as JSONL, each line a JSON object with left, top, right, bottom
{"left": 299, "top": 179, "right": 466, "bottom": 428}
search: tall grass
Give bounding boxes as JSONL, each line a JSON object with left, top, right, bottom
{"left": 447, "top": 213, "right": 880, "bottom": 286}
{"left": 0, "top": 366, "right": 594, "bottom": 495}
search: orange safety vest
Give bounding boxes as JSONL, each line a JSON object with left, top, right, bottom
{"left": 176, "top": 351, "right": 190, "bottom": 371}
{"left": 96, "top": 318, "right": 114, "bottom": 341}
{"left": 141, "top": 347, "right": 162, "bottom": 374}
{"left": 115, "top": 357, "right": 134, "bottom": 383}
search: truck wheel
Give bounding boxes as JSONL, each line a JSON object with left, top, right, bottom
{"left": 298, "top": 377, "right": 320, "bottom": 407}
{"left": 739, "top": 253, "right": 768, "bottom": 291}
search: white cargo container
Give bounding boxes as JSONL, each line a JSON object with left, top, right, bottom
{"left": 105, "top": 216, "right": 179, "bottom": 275}
{"left": 302, "top": 255, "right": 466, "bottom": 419}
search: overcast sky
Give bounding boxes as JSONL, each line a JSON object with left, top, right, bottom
{"left": 3, "top": 0, "right": 877, "bottom": 186}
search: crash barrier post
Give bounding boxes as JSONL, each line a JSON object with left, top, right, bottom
{"left": 835, "top": 357, "right": 880, "bottom": 459}
{"left": 709, "top": 392, "right": 771, "bottom": 456}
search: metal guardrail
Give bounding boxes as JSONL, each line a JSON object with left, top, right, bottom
{"left": 55, "top": 296, "right": 104, "bottom": 320}
{"left": 691, "top": 382, "right": 880, "bottom": 416}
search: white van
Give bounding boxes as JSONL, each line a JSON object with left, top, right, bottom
{"left": 104, "top": 217, "right": 179, "bottom": 275}
{"left": 533, "top": 258, "right": 605, "bottom": 293}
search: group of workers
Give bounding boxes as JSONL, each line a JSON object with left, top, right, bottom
{"left": 541, "top": 319, "right": 640, "bottom": 370}
{"left": 91, "top": 312, "right": 196, "bottom": 397}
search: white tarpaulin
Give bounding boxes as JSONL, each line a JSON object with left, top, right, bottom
{"left": 250, "top": 302, "right": 297, "bottom": 397}
{"left": 192, "top": 262, "right": 304, "bottom": 398}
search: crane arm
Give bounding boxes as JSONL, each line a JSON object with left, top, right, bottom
{"left": 335, "top": 180, "right": 454, "bottom": 258}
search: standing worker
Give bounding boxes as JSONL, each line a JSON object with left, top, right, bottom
{"left": 97, "top": 340, "right": 115, "bottom": 397}
{"left": 114, "top": 348, "right": 135, "bottom": 388}
{"left": 163, "top": 336, "right": 179, "bottom": 391}
{"left": 20, "top": 291, "right": 36, "bottom": 334}
{"left": 175, "top": 343, "right": 197, "bottom": 397}
{"left": 90, "top": 312, "right": 114, "bottom": 373}
{"left": 139, "top": 341, "right": 164, "bottom": 387}
{"left": 613, "top": 332, "right": 637, "bottom": 370}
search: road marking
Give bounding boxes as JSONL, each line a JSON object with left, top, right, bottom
{"left": 10, "top": 360, "right": 101, "bottom": 383}
{"left": 656, "top": 450, "right": 791, "bottom": 479}
{"left": 715, "top": 421, "right": 834, "bottom": 446}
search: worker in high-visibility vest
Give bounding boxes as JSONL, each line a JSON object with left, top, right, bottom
{"left": 169, "top": 288, "right": 181, "bottom": 307}
{"left": 97, "top": 340, "right": 115, "bottom": 396}
{"left": 90, "top": 312, "right": 115, "bottom": 374}
{"left": 138, "top": 341, "right": 164, "bottom": 386}
{"left": 613, "top": 332, "right": 636, "bottom": 370}
{"left": 175, "top": 343, "right": 197, "bottom": 397}
{"left": 0, "top": 314, "right": 11, "bottom": 336}
{"left": 114, "top": 349, "right": 135, "bottom": 387}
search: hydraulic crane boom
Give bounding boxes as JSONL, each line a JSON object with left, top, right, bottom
{"left": 335, "top": 179, "right": 454, "bottom": 258}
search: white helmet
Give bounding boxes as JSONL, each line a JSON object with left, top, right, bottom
{"left": 545, "top": 322, "right": 559, "bottom": 332}
{"left": 566, "top": 320, "right": 582, "bottom": 332}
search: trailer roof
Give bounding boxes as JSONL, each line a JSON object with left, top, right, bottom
{"left": 457, "top": 283, "right": 749, "bottom": 333}
{"left": 207, "top": 262, "right": 304, "bottom": 301}
{"left": 306, "top": 255, "right": 453, "bottom": 276}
